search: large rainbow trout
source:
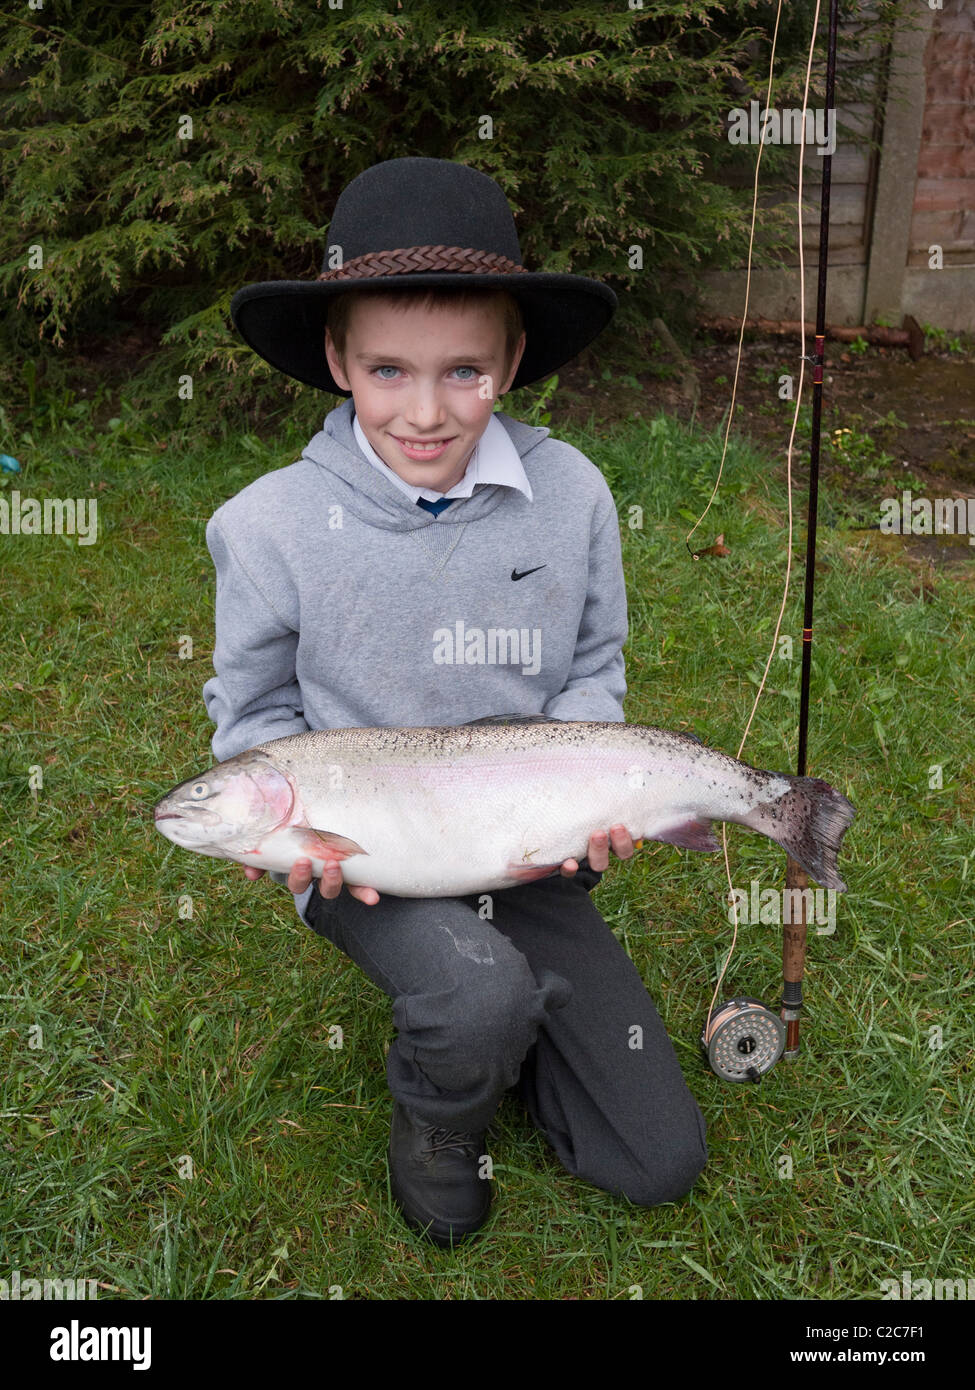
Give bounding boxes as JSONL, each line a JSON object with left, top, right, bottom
{"left": 153, "top": 716, "right": 855, "bottom": 895}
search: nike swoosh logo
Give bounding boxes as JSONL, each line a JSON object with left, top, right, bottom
{"left": 511, "top": 565, "right": 547, "bottom": 581}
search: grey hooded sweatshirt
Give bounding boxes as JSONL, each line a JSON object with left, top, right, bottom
{"left": 202, "top": 397, "right": 628, "bottom": 926}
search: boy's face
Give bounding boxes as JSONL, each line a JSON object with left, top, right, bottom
{"left": 325, "top": 294, "right": 526, "bottom": 494}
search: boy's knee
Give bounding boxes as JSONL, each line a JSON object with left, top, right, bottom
{"left": 618, "top": 1112, "right": 708, "bottom": 1207}
{"left": 621, "top": 1145, "right": 707, "bottom": 1207}
{"left": 457, "top": 952, "right": 559, "bottom": 1048}
{"left": 581, "top": 1108, "right": 708, "bottom": 1208}
{"left": 396, "top": 948, "right": 568, "bottom": 1074}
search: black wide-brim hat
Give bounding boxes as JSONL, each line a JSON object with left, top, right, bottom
{"left": 230, "top": 156, "right": 617, "bottom": 397}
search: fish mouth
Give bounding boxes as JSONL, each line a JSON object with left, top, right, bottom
{"left": 153, "top": 807, "right": 228, "bottom": 851}
{"left": 154, "top": 801, "right": 225, "bottom": 828}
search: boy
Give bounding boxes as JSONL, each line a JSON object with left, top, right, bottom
{"left": 204, "top": 157, "right": 707, "bottom": 1246}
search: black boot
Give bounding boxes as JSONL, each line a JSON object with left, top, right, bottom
{"left": 388, "top": 1102, "right": 492, "bottom": 1247}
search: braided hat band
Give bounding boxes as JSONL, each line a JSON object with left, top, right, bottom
{"left": 317, "top": 245, "right": 530, "bottom": 282}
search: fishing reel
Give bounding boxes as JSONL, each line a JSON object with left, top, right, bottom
{"left": 701, "top": 997, "right": 786, "bottom": 1083}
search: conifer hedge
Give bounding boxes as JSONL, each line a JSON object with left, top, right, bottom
{"left": 0, "top": 1, "right": 898, "bottom": 426}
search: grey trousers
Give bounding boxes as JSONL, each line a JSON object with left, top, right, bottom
{"left": 304, "top": 862, "right": 707, "bottom": 1207}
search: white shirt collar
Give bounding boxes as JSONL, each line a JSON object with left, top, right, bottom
{"left": 352, "top": 410, "right": 533, "bottom": 505}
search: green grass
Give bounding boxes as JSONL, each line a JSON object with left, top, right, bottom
{"left": 1, "top": 395, "right": 973, "bottom": 1300}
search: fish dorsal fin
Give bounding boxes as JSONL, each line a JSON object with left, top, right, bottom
{"left": 674, "top": 729, "right": 705, "bottom": 745}
{"left": 461, "top": 714, "right": 562, "bottom": 726}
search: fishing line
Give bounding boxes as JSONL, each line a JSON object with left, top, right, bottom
{"left": 686, "top": 0, "right": 826, "bottom": 1077}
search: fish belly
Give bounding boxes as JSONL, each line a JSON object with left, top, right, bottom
{"left": 284, "top": 744, "right": 714, "bottom": 896}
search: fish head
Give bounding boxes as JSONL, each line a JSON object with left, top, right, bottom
{"left": 153, "top": 753, "right": 295, "bottom": 858}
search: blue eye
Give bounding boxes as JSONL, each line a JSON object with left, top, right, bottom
{"left": 370, "top": 364, "right": 480, "bottom": 381}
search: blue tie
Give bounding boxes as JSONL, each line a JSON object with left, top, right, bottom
{"left": 416, "top": 496, "right": 455, "bottom": 517}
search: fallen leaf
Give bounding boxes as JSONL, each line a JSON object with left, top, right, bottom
{"left": 692, "top": 534, "right": 731, "bottom": 560}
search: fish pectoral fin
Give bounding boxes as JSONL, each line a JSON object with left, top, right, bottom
{"left": 300, "top": 828, "right": 367, "bottom": 860}
{"left": 652, "top": 818, "right": 722, "bottom": 852}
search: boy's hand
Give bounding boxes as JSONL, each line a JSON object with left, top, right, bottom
{"left": 560, "top": 825, "right": 640, "bottom": 876}
{"left": 242, "top": 860, "right": 380, "bottom": 905}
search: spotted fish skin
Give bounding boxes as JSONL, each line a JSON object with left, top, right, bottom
{"left": 153, "top": 720, "right": 856, "bottom": 895}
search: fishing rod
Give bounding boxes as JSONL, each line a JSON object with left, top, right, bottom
{"left": 698, "top": 0, "right": 840, "bottom": 1081}
{"left": 779, "top": 0, "right": 839, "bottom": 1066}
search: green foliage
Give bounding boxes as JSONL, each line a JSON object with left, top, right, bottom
{"left": 0, "top": 0, "right": 900, "bottom": 428}
{"left": 516, "top": 372, "right": 560, "bottom": 428}
{"left": 922, "top": 323, "right": 968, "bottom": 355}
{"left": 829, "top": 424, "right": 896, "bottom": 477}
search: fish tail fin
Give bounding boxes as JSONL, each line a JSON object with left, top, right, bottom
{"left": 743, "top": 775, "right": 856, "bottom": 891}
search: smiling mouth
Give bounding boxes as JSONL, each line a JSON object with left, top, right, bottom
{"left": 393, "top": 436, "right": 454, "bottom": 449}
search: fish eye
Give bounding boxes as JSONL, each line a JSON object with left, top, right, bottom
{"left": 189, "top": 783, "right": 210, "bottom": 798}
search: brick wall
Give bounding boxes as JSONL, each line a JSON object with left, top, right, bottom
{"left": 910, "top": 0, "right": 975, "bottom": 265}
